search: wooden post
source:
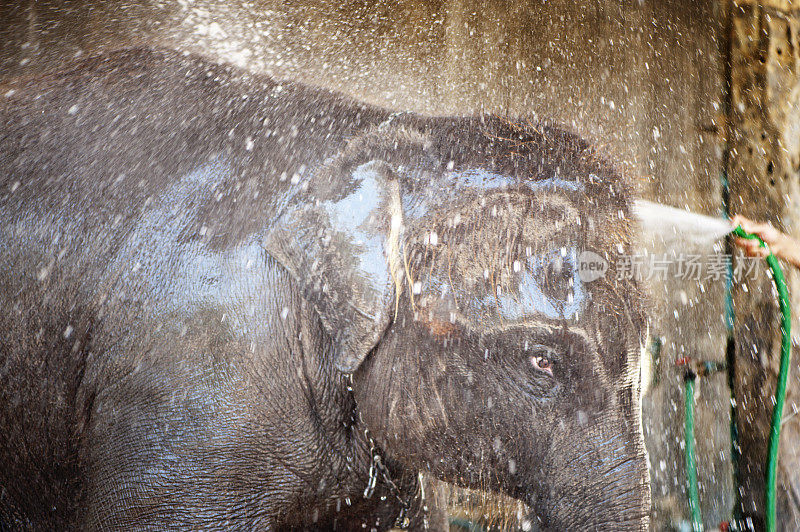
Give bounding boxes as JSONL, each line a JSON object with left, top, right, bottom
{"left": 728, "top": 1, "right": 800, "bottom": 529}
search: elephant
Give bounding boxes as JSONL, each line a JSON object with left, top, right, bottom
{"left": 0, "top": 47, "right": 650, "bottom": 530}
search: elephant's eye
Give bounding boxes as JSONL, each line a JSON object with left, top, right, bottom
{"left": 531, "top": 355, "right": 554, "bottom": 377}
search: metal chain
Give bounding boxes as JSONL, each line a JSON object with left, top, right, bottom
{"left": 347, "top": 373, "right": 414, "bottom": 529}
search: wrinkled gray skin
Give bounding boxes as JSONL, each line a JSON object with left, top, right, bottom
{"left": 0, "top": 48, "right": 650, "bottom": 530}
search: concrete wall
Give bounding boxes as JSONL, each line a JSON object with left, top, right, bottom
{"left": 0, "top": 1, "right": 742, "bottom": 529}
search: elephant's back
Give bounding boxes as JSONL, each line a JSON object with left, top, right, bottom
{"left": 0, "top": 46, "right": 394, "bottom": 323}
{"left": 0, "top": 47, "right": 383, "bottom": 242}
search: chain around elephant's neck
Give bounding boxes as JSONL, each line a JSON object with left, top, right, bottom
{"left": 346, "top": 372, "right": 415, "bottom": 528}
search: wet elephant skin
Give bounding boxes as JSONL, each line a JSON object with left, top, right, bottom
{"left": 0, "top": 48, "right": 650, "bottom": 530}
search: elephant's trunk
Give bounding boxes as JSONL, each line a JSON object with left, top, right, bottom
{"left": 527, "top": 428, "right": 650, "bottom": 531}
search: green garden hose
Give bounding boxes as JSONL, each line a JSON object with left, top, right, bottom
{"left": 683, "top": 226, "right": 790, "bottom": 532}
{"left": 732, "top": 226, "right": 792, "bottom": 532}
{"left": 684, "top": 372, "right": 702, "bottom": 532}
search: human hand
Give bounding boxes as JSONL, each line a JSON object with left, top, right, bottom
{"left": 730, "top": 215, "right": 780, "bottom": 259}
{"left": 731, "top": 215, "right": 800, "bottom": 269}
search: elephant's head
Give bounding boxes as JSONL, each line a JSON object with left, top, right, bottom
{"left": 266, "top": 116, "right": 650, "bottom": 530}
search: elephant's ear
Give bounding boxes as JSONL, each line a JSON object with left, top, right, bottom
{"left": 264, "top": 159, "right": 405, "bottom": 372}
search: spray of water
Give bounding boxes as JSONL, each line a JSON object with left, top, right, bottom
{"left": 633, "top": 199, "right": 734, "bottom": 246}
